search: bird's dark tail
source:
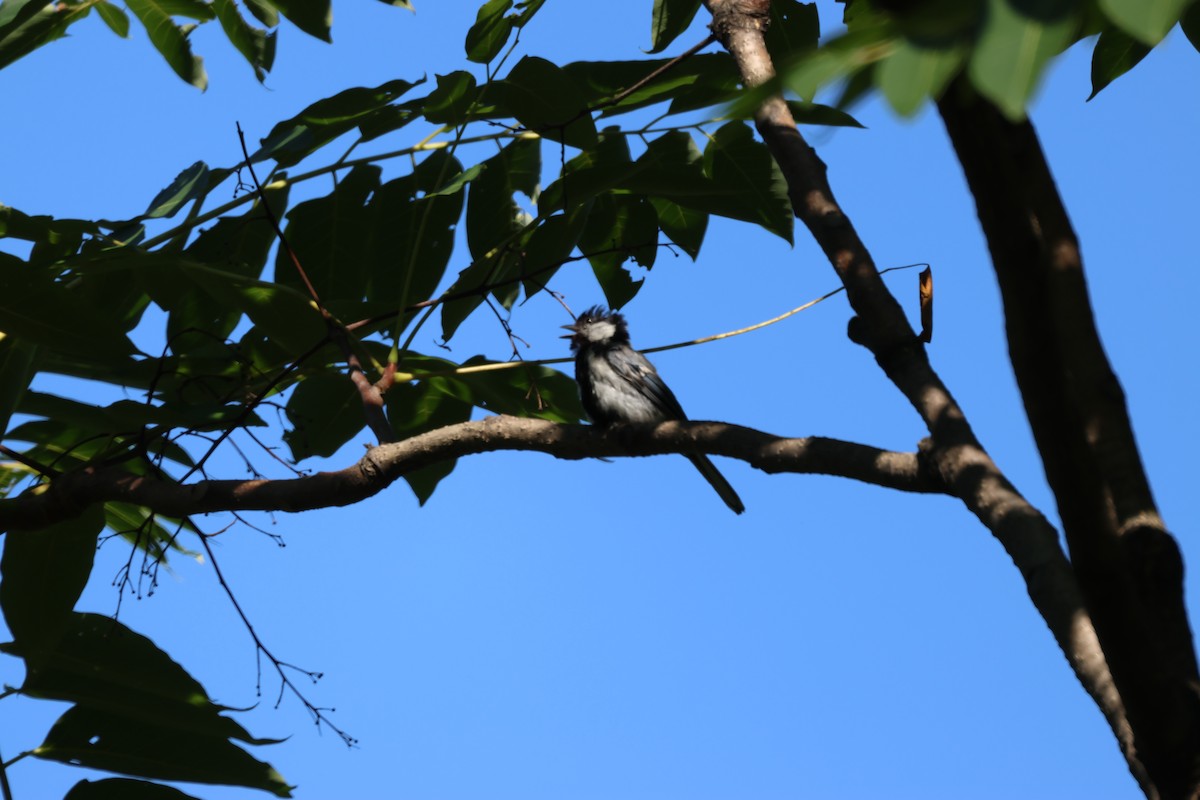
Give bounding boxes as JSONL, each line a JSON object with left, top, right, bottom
{"left": 686, "top": 454, "right": 745, "bottom": 515}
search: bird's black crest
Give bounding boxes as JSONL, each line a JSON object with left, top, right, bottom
{"left": 576, "top": 306, "right": 629, "bottom": 338}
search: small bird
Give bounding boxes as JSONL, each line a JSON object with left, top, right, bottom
{"left": 563, "top": 306, "right": 745, "bottom": 514}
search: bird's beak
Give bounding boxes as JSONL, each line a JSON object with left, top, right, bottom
{"left": 560, "top": 323, "right": 579, "bottom": 339}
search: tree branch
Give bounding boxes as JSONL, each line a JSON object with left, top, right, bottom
{"left": 936, "top": 78, "right": 1196, "bottom": 799}
{"left": 701, "top": 0, "right": 1145, "bottom": 789}
{"left": 0, "top": 417, "right": 939, "bottom": 531}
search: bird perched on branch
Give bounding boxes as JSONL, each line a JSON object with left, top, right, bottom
{"left": 563, "top": 306, "right": 745, "bottom": 514}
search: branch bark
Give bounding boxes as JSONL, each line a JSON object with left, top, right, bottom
{"left": 701, "top": 0, "right": 1148, "bottom": 791}
{"left": 937, "top": 78, "right": 1199, "bottom": 799}
{"left": 0, "top": 416, "right": 937, "bottom": 531}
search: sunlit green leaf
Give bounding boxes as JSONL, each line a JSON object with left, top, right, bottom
{"left": 0, "top": 0, "right": 93, "bottom": 70}
{"left": 145, "top": 161, "right": 210, "bottom": 219}
{"left": 878, "top": 39, "right": 965, "bottom": 116}
{"left": 967, "top": 0, "right": 1079, "bottom": 120}
{"left": 1099, "top": 0, "right": 1190, "bottom": 45}
{"left": 95, "top": 1, "right": 131, "bottom": 37}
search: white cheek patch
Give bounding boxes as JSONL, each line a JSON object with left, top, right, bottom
{"left": 584, "top": 320, "right": 617, "bottom": 343}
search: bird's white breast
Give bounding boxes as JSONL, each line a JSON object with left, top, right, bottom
{"left": 585, "top": 350, "right": 664, "bottom": 423}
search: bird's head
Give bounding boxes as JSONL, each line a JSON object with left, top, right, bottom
{"left": 561, "top": 306, "right": 630, "bottom": 352}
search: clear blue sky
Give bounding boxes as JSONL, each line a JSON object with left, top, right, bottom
{"left": 2, "top": 2, "right": 1199, "bottom": 798}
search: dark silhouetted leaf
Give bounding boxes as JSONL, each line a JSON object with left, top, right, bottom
{"left": 465, "top": 0, "right": 512, "bottom": 63}
{"left": 65, "top": 778, "right": 204, "bottom": 800}
{"left": 125, "top": 0, "right": 208, "bottom": 89}
{"left": 649, "top": 0, "right": 701, "bottom": 53}
{"left": 38, "top": 704, "right": 291, "bottom": 796}
{"left": 254, "top": 79, "right": 420, "bottom": 166}
{"left": 421, "top": 70, "right": 479, "bottom": 125}
{"left": 0, "top": 335, "right": 38, "bottom": 437}
{"left": 1088, "top": 26, "right": 1151, "bottom": 98}
{"left": 270, "top": 0, "right": 330, "bottom": 42}
{"left": 213, "top": 0, "right": 276, "bottom": 81}
{"left": 0, "top": 506, "right": 103, "bottom": 655}
{"left": 578, "top": 194, "right": 657, "bottom": 309}
{"left": 649, "top": 197, "right": 706, "bottom": 259}
{"left": 283, "top": 373, "right": 367, "bottom": 460}
{"left": 498, "top": 56, "right": 597, "bottom": 149}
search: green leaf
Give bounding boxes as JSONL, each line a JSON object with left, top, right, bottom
{"left": 443, "top": 139, "right": 540, "bottom": 339}
{"left": 141, "top": 260, "right": 326, "bottom": 356}
{"left": 786, "top": 100, "right": 866, "bottom": 127}
{"left": 452, "top": 356, "right": 584, "bottom": 422}
{"left": 104, "top": 502, "right": 198, "bottom": 561}
{"left": 65, "top": 778, "right": 204, "bottom": 800}
{"left": 499, "top": 56, "right": 598, "bottom": 149}
{"left": 512, "top": 0, "right": 544, "bottom": 27}
{"left": 283, "top": 373, "right": 367, "bottom": 460}
{"left": 254, "top": 79, "right": 421, "bottom": 166}
{"left": 125, "top": 0, "right": 209, "bottom": 90}
{"left": 1183, "top": 2, "right": 1200, "bottom": 51}
{"left": 520, "top": 211, "right": 588, "bottom": 298}
{"left": 420, "top": 70, "right": 479, "bottom": 125}
{"left": 0, "top": 335, "right": 38, "bottom": 437}
{"left": 0, "top": 0, "right": 93, "bottom": 70}
{"left": 180, "top": 180, "right": 290, "bottom": 341}
{"left": 649, "top": 0, "right": 701, "bottom": 53}
{"left": 8, "top": 613, "right": 283, "bottom": 746}
{"left": 559, "top": 54, "right": 739, "bottom": 117}
{"left": 764, "top": 0, "right": 819, "bottom": 60}
{"left": 877, "top": 39, "right": 965, "bottom": 116}
{"left": 702, "top": 122, "right": 793, "bottom": 242}
{"left": 0, "top": 259, "right": 137, "bottom": 360}
{"left": 270, "top": 0, "right": 330, "bottom": 41}
{"left": 243, "top": 0, "right": 279, "bottom": 28}
{"left": 95, "top": 1, "right": 131, "bottom": 37}
{"left": 213, "top": 0, "right": 276, "bottom": 81}
{"left": 144, "top": 161, "right": 209, "bottom": 219}
{"left": 0, "top": 506, "right": 103, "bottom": 656}
{"left": 386, "top": 367, "right": 474, "bottom": 503}
{"left": 1088, "top": 26, "right": 1151, "bottom": 98}
{"left": 38, "top": 704, "right": 292, "bottom": 796}
{"left": 367, "top": 151, "right": 467, "bottom": 320}
{"left": 649, "top": 197, "right": 707, "bottom": 259}
{"left": 465, "top": 0, "right": 513, "bottom": 63}
{"left": 1099, "top": 0, "right": 1190, "bottom": 44}
{"left": 967, "top": 0, "right": 1080, "bottom": 120}
{"left": 277, "top": 164, "right": 379, "bottom": 307}
{"left": 578, "top": 194, "right": 656, "bottom": 309}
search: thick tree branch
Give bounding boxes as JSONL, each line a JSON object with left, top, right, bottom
{"left": 701, "top": 0, "right": 1146, "bottom": 790}
{"left": 0, "top": 417, "right": 937, "bottom": 532}
{"left": 937, "top": 79, "right": 1197, "bottom": 799}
